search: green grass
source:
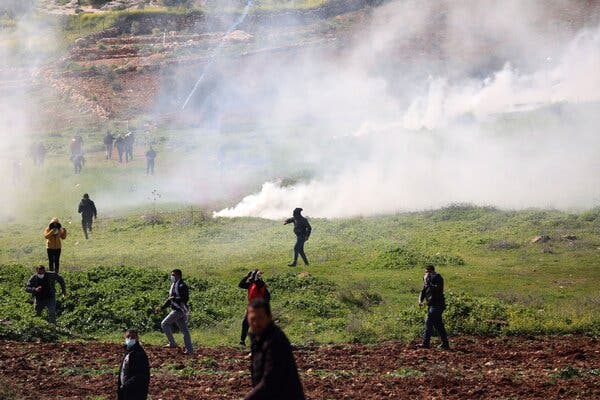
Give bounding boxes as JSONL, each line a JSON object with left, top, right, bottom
{"left": 1, "top": 123, "right": 599, "bottom": 346}
{"left": 1, "top": 202, "right": 599, "bottom": 345}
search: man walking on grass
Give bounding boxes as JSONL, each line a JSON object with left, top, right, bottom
{"left": 155, "top": 269, "right": 193, "bottom": 355}
{"left": 78, "top": 193, "right": 97, "bottom": 240}
{"left": 25, "top": 265, "right": 66, "bottom": 324}
{"left": 244, "top": 298, "right": 305, "bottom": 400}
{"left": 284, "top": 207, "right": 311, "bottom": 267}
{"left": 418, "top": 264, "right": 449, "bottom": 349}
{"left": 117, "top": 329, "right": 150, "bottom": 400}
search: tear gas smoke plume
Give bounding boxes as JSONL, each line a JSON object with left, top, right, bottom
{"left": 170, "top": 0, "right": 600, "bottom": 219}
{"left": 1, "top": 1, "right": 599, "bottom": 221}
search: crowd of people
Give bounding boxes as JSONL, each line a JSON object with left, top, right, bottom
{"left": 23, "top": 129, "right": 158, "bottom": 176}
{"left": 26, "top": 205, "right": 450, "bottom": 399}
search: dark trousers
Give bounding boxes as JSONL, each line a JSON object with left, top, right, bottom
{"left": 117, "top": 148, "right": 124, "bottom": 163}
{"left": 47, "top": 248, "right": 61, "bottom": 273}
{"left": 34, "top": 297, "right": 57, "bottom": 324}
{"left": 146, "top": 159, "right": 154, "bottom": 175}
{"left": 293, "top": 236, "right": 309, "bottom": 265}
{"left": 423, "top": 305, "right": 449, "bottom": 346}
{"left": 82, "top": 218, "right": 93, "bottom": 239}
{"left": 241, "top": 313, "right": 249, "bottom": 343}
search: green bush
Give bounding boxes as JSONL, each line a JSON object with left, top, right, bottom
{"left": 373, "top": 246, "right": 465, "bottom": 269}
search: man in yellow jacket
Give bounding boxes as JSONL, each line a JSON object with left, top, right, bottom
{"left": 44, "top": 218, "right": 67, "bottom": 273}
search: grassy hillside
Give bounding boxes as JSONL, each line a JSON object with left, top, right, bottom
{"left": 1, "top": 202, "right": 599, "bottom": 345}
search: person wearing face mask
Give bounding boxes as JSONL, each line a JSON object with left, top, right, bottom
{"left": 238, "top": 269, "right": 271, "bottom": 346}
{"left": 117, "top": 329, "right": 150, "bottom": 400}
{"left": 155, "top": 269, "right": 193, "bottom": 355}
{"left": 418, "top": 264, "right": 449, "bottom": 349}
{"left": 25, "top": 265, "right": 66, "bottom": 324}
{"left": 43, "top": 217, "right": 67, "bottom": 273}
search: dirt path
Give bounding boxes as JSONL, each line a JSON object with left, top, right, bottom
{"left": 1, "top": 336, "right": 598, "bottom": 399}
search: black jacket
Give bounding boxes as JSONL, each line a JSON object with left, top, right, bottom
{"left": 104, "top": 133, "right": 114, "bottom": 145}
{"left": 117, "top": 342, "right": 150, "bottom": 400}
{"left": 25, "top": 272, "right": 66, "bottom": 300}
{"left": 245, "top": 323, "right": 305, "bottom": 400}
{"left": 161, "top": 279, "right": 189, "bottom": 311}
{"left": 285, "top": 216, "right": 311, "bottom": 239}
{"left": 419, "top": 272, "right": 445, "bottom": 307}
{"left": 78, "top": 198, "right": 97, "bottom": 219}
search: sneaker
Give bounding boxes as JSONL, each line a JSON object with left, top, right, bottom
{"left": 163, "top": 344, "right": 177, "bottom": 349}
{"left": 183, "top": 350, "right": 193, "bottom": 356}
{"left": 239, "top": 341, "right": 246, "bottom": 346}
{"left": 416, "top": 343, "right": 430, "bottom": 349}
{"left": 439, "top": 343, "right": 450, "bottom": 350}
{"left": 287, "top": 263, "right": 297, "bottom": 267}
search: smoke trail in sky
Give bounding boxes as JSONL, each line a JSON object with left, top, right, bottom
{"left": 182, "top": 0, "right": 254, "bottom": 109}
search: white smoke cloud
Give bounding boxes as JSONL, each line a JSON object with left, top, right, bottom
{"left": 213, "top": 3, "right": 600, "bottom": 219}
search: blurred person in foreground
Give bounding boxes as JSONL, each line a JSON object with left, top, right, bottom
{"left": 418, "top": 264, "right": 449, "bottom": 349}
{"left": 244, "top": 298, "right": 305, "bottom": 400}
{"left": 117, "top": 329, "right": 150, "bottom": 400}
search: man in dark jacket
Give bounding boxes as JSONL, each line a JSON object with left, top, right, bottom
{"left": 145, "top": 147, "right": 156, "bottom": 175}
{"left": 117, "top": 329, "right": 150, "bottom": 400}
{"left": 284, "top": 207, "right": 312, "bottom": 267}
{"left": 25, "top": 265, "right": 66, "bottom": 324}
{"left": 104, "top": 131, "right": 114, "bottom": 160}
{"left": 155, "top": 269, "right": 193, "bottom": 355}
{"left": 115, "top": 135, "right": 125, "bottom": 163}
{"left": 239, "top": 270, "right": 270, "bottom": 346}
{"left": 418, "top": 264, "right": 449, "bottom": 349}
{"left": 78, "top": 193, "right": 97, "bottom": 240}
{"left": 245, "top": 299, "right": 305, "bottom": 400}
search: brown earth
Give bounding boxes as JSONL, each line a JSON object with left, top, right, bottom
{"left": 1, "top": 336, "right": 598, "bottom": 399}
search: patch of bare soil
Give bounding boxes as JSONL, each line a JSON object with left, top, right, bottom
{"left": 1, "top": 336, "right": 598, "bottom": 399}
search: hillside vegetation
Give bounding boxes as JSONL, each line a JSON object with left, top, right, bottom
{"left": 2, "top": 204, "right": 599, "bottom": 345}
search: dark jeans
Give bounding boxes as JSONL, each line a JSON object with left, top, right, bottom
{"left": 35, "top": 297, "right": 57, "bottom": 324}
{"left": 47, "top": 248, "right": 61, "bottom": 273}
{"left": 423, "top": 305, "right": 449, "bottom": 346}
{"left": 241, "top": 313, "right": 249, "bottom": 343}
{"left": 146, "top": 159, "right": 154, "bottom": 175}
{"left": 293, "top": 236, "right": 309, "bottom": 265}
{"left": 82, "top": 218, "right": 93, "bottom": 239}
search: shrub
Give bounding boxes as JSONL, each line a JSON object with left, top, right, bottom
{"left": 373, "top": 246, "right": 465, "bottom": 269}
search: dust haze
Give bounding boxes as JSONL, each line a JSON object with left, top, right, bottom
{"left": 1, "top": 0, "right": 599, "bottom": 221}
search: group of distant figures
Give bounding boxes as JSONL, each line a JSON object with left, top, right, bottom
{"left": 24, "top": 205, "right": 449, "bottom": 399}
{"left": 19, "top": 130, "right": 157, "bottom": 179}
{"left": 103, "top": 130, "right": 157, "bottom": 175}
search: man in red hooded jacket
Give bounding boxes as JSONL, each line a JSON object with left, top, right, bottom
{"left": 238, "top": 269, "right": 270, "bottom": 346}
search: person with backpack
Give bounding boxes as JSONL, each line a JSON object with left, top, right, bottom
{"left": 238, "top": 269, "right": 270, "bottom": 346}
